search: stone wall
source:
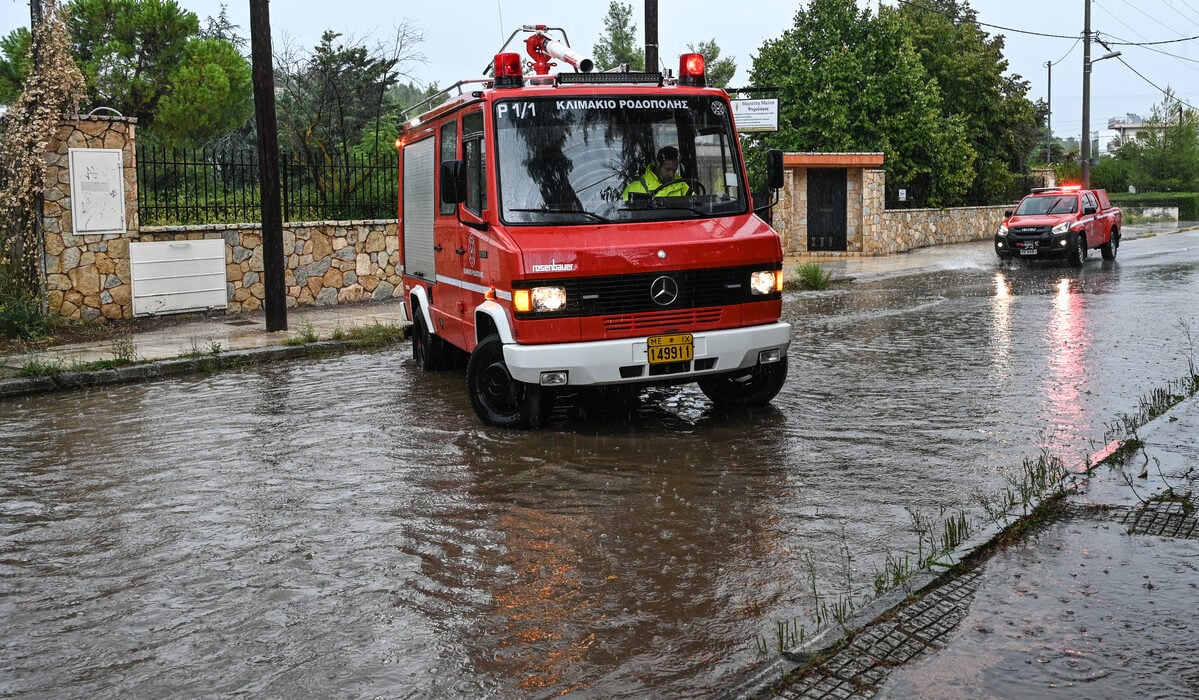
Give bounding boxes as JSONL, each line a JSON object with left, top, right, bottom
{"left": 37, "top": 114, "right": 401, "bottom": 322}
{"left": 138, "top": 221, "right": 401, "bottom": 313}
{"left": 776, "top": 165, "right": 1008, "bottom": 257}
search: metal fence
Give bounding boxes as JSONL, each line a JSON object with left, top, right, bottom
{"left": 136, "top": 145, "right": 398, "bottom": 225}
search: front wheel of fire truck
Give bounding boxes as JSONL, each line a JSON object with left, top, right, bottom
{"left": 467, "top": 335, "right": 555, "bottom": 429}
{"left": 697, "top": 357, "right": 788, "bottom": 408}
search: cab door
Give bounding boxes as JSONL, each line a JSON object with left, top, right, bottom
{"left": 431, "top": 118, "right": 466, "bottom": 349}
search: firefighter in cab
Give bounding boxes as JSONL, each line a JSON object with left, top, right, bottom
{"left": 622, "top": 146, "right": 692, "bottom": 199}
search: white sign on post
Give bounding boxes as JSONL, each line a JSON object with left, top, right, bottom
{"left": 732, "top": 98, "right": 779, "bottom": 133}
{"left": 68, "top": 148, "right": 126, "bottom": 234}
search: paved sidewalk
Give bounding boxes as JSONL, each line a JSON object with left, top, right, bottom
{"left": 0, "top": 298, "right": 409, "bottom": 397}
{"left": 726, "top": 392, "right": 1199, "bottom": 699}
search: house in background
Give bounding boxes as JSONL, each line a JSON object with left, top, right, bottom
{"left": 1106, "top": 114, "right": 1165, "bottom": 152}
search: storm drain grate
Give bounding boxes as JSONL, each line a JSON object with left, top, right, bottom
{"left": 1120, "top": 500, "right": 1199, "bottom": 539}
{"left": 770, "top": 571, "right": 982, "bottom": 699}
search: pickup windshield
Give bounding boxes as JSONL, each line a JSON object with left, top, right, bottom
{"left": 1015, "top": 194, "right": 1078, "bottom": 216}
{"left": 494, "top": 95, "right": 748, "bottom": 224}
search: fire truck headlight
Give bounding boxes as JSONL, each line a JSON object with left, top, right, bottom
{"left": 1052, "top": 221, "right": 1070, "bottom": 235}
{"left": 997, "top": 223, "right": 1008, "bottom": 236}
{"left": 750, "top": 271, "right": 780, "bottom": 295}
{"left": 530, "top": 286, "right": 567, "bottom": 312}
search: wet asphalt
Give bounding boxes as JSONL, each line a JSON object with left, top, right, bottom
{"left": 3, "top": 223, "right": 1198, "bottom": 698}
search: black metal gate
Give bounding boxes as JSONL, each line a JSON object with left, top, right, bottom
{"left": 807, "top": 168, "right": 847, "bottom": 252}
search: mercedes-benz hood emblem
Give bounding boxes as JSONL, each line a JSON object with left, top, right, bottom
{"left": 650, "top": 276, "right": 679, "bottom": 306}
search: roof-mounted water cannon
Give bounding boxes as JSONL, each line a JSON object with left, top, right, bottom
{"left": 525, "top": 31, "right": 594, "bottom": 75}
{"left": 484, "top": 25, "right": 593, "bottom": 79}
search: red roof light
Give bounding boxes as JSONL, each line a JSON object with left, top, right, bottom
{"left": 494, "top": 52, "right": 524, "bottom": 88}
{"left": 679, "top": 53, "right": 706, "bottom": 87}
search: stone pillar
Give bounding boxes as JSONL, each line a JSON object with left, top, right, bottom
{"left": 41, "top": 114, "right": 138, "bottom": 321}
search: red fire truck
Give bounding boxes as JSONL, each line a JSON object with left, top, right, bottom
{"left": 397, "top": 26, "right": 791, "bottom": 428}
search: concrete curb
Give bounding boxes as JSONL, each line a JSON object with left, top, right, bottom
{"left": 0, "top": 339, "right": 400, "bottom": 401}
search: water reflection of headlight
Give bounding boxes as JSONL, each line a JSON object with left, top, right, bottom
{"left": 994, "top": 273, "right": 1010, "bottom": 298}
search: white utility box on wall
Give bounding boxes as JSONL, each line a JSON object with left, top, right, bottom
{"left": 130, "top": 240, "right": 228, "bottom": 316}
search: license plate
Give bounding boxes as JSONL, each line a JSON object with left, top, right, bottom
{"left": 1019, "top": 247, "right": 1038, "bottom": 256}
{"left": 647, "top": 333, "right": 693, "bottom": 364}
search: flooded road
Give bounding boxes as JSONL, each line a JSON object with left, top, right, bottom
{"left": 3, "top": 231, "right": 1198, "bottom": 698}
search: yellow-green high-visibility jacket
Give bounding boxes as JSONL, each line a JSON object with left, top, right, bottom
{"left": 622, "top": 164, "right": 691, "bottom": 200}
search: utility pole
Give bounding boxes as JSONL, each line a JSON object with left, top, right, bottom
{"left": 1081, "top": 0, "right": 1092, "bottom": 187}
{"left": 644, "top": 0, "right": 658, "bottom": 73}
{"left": 249, "top": 0, "right": 288, "bottom": 332}
{"left": 1045, "top": 60, "right": 1052, "bottom": 165}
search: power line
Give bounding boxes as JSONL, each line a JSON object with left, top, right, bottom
{"left": 1111, "top": 53, "right": 1199, "bottom": 111}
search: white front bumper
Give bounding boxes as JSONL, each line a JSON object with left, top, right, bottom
{"left": 502, "top": 322, "right": 792, "bottom": 386}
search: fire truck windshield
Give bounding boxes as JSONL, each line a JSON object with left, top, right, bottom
{"left": 494, "top": 95, "right": 748, "bottom": 225}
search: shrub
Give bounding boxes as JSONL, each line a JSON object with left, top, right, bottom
{"left": 0, "top": 293, "right": 49, "bottom": 340}
{"left": 790, "top": 262, "right": 832, "bottom": 290}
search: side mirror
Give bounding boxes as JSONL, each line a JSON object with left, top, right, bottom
{"left": 440, "top": 160, "right": 466, "bottom": 205}
{"left": 1004, "top": 210, "right": 1013, "bottom": 218}
{"left": 1083, "top": 205, "right": 1097, "bottom": 215}
{"left": 766, "top": 149, "right": 784, "bottom": 190}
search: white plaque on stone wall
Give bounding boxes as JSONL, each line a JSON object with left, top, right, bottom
{"left": 68, "top": 148, "right": 126, "bottom": 234}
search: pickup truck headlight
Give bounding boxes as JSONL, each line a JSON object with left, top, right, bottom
{"left": 1051, "top": 221, "right": 1070, "bottom": 235}
{"left": 751, "top": 270, "right": 781, "bottom": 295}
{"left": 997, "top": 223, "right": 1008, "bottom": 236}
{"left": 514, "top": 286, "right": 566, "bottom": 312}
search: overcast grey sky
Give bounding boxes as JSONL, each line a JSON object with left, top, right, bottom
{"left": 4, "top": 0, "right": 1197, "bottom": 143}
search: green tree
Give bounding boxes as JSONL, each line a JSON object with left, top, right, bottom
{"left": 64, "top": 0, "right": 252, "bottom": 145}
{"left": 593, "top": 2, "right": 643, "bottom": 71}
{"left": 200, "top": 2, "right": 244, "bottom": 52}
{"left": 66, "top": 0, "right": 200, "bottom": 126}
{"left": 151, "top": 38, "right": 252, "bottom": 146}
{"left": 889, "top": 0, "right": 1039, "bottom": 203}
{"left": 0, "top": 28, "right": 32, "bottom": 106}
{"left": 748, "top": 0, "right": 974, "bottom": 206}
{"left": 275, "top": 27, "right": 423, "bottom": 211}
{"left": 1118, "top": 90, "right": 1199, "bottom": 192}
{"left": 687, "top": 39, "right": 735, "bottom": 88}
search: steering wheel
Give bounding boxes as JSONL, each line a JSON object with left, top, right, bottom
{"left": 649, "top": 178, "right": 706, "bottom": 197}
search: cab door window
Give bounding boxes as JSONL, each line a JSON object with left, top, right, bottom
{"left": 439, "top": 121, "right": 458, "bottom": 216}
{"left": 463, "top": 111, "right": 487, "bottom": 215}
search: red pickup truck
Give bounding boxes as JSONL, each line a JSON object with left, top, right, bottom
{"left": 995, "top": 186, "right": 1122, "bottom": 266}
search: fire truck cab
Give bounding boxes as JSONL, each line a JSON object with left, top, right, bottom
{"left": 398, "top": 26, "right": 791, "bottom": 428}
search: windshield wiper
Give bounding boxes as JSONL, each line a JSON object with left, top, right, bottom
{"left": 620, "top": 202, "right": 709, "bottom": 217}
{"left": 509, "top": 207, "right": 611, "bottom": 224}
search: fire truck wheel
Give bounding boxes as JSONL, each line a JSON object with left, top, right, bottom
{"left": 697, "top": 357, "right": 788, "bottom": 408}
{"left": 467, "top": 335, "right": 554, "bottom": 429}
{"left": 1068, "top": 233, "right": 1086, "bottom": 268}
{"left": 1100, "top": 230, "right": 1118, "bottom": 260}
{"left": 412, "top": 309, "right": 455, "bottom": 371}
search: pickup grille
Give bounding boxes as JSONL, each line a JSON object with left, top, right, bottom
{"left": 1011, "top": 225, "right": 1051, "bottom": 236}
{"left": 513, "top": 265, "right": 778, "bottom": 320}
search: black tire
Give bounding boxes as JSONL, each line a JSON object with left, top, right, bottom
{"left": 1100, "top": 228, "right": 1119, "bottom": 261}
{"left": 1067, "top": 233, "right": 1086, "bottom": 268}
{"left": 697, "top": 357, "right": 788, "bottom": 408}
{"left": 412, "top": 308, "right": 455, "bottom": 371}
{"left": 466, "top": 334, "right": 554, "bottom": 429}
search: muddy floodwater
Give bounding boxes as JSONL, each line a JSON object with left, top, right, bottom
{"left": 3, "top": 233, "right": 1198, "bottom": 697}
